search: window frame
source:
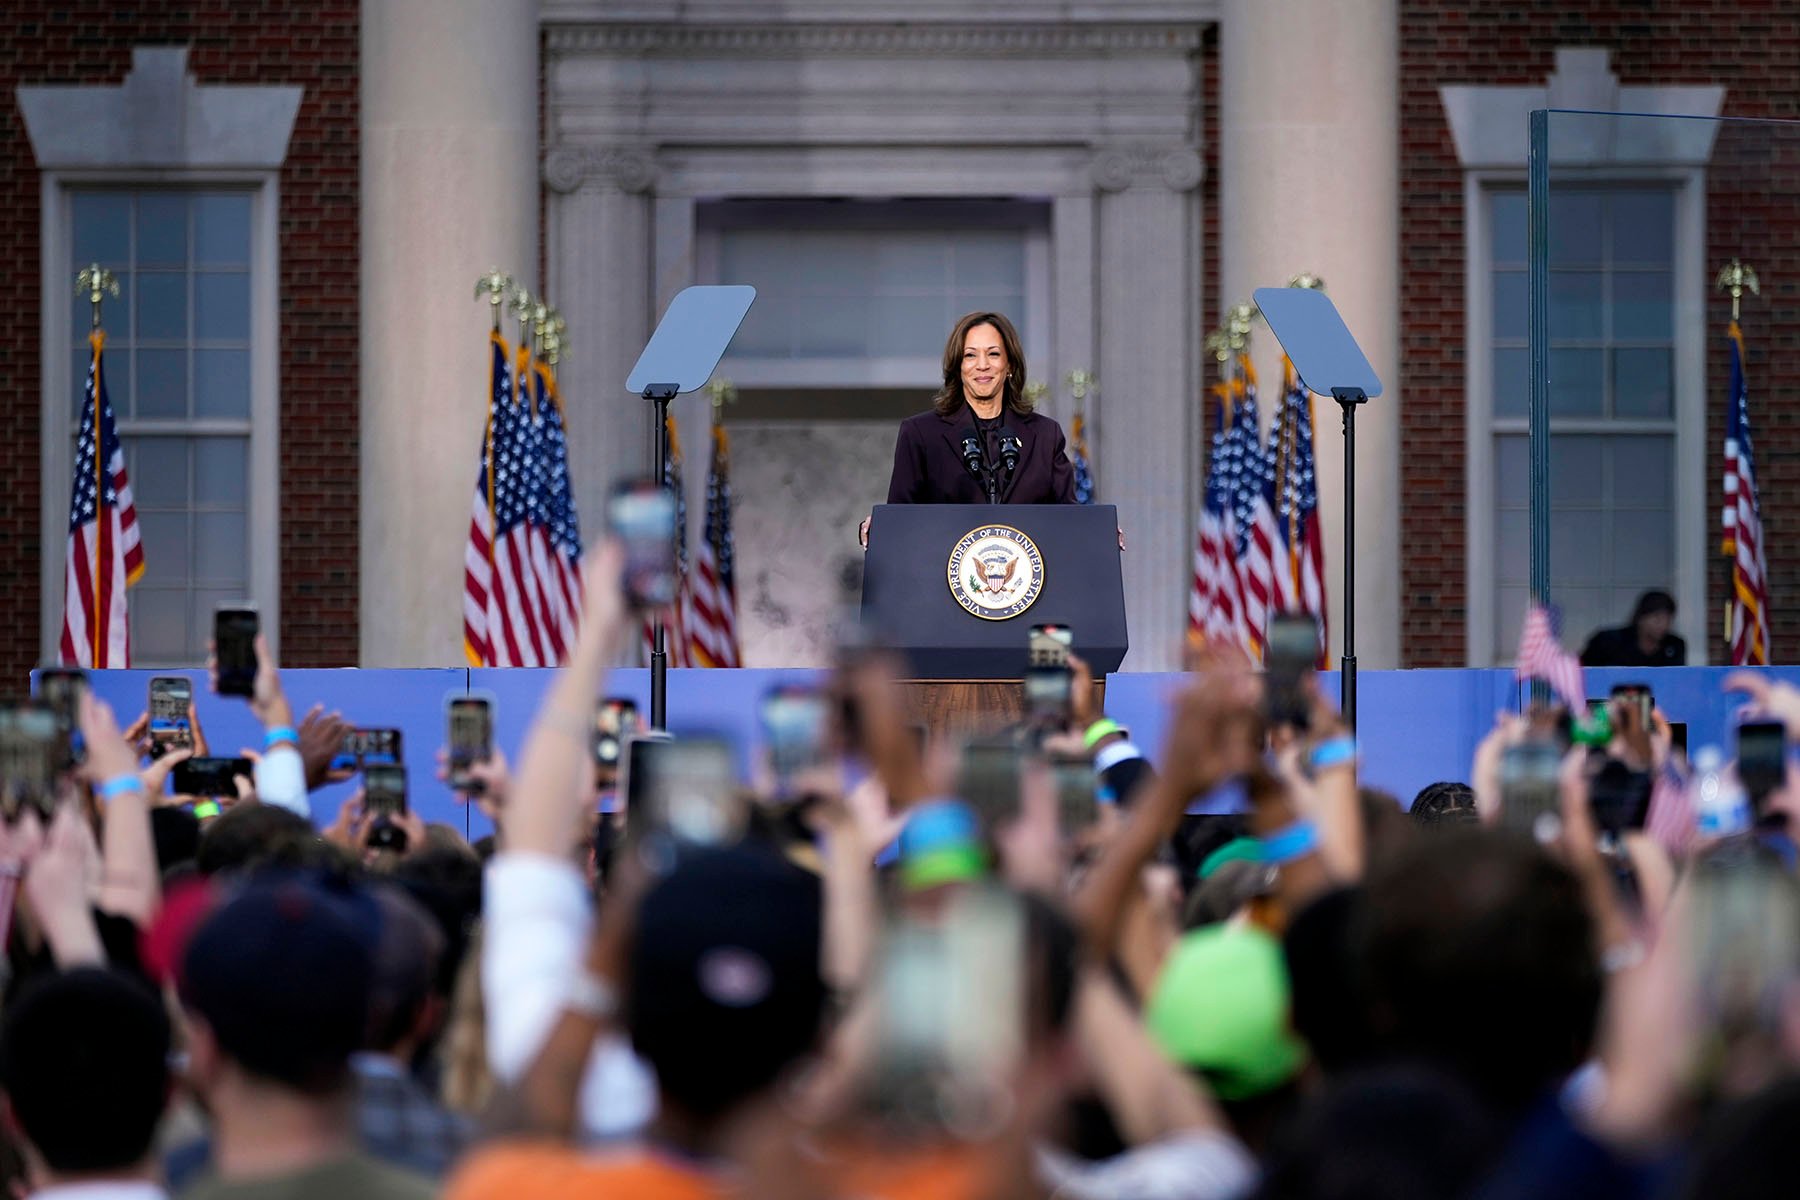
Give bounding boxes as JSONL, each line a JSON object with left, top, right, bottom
{"left": 1463, "top": 166, "right": 1708, "bottom": 666}
{"left": 692, "top": 199, "right": 1053, "bottom": 391}
{"left": 39, "top": 167, "right": 282, "bottom": 666}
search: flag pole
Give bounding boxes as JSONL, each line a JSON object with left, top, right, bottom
{"left": 75, "top": 265, "right": 118, "bottom": 667}
{"left": 474, "top": 271, "right": 515, "bottom": 654}
{"left": 1716, "top": 259, "right": 1760, "bottom": 660}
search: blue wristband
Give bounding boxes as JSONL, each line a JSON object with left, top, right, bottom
{"left": 263, "top": 726, "right": 298, "bottom": 749}
{"left": 97, "top": 774, "right": 143, "bottom": 802}
{"left": 1258, "top": 819, "right": 1319, "bottom": 865}
{"left": 1308, "top": 736, "right": 1358, "bottom": 772}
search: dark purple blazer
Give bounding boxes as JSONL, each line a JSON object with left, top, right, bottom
{"left": 885, "top": 406, "right": 1076, "bottom": 505}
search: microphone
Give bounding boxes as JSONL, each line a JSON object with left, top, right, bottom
{"left": 959, "top": 426, "right": 986, "bottom": 481}
{"left": 997, "top": 429, "right": 1022, "bottom": 478}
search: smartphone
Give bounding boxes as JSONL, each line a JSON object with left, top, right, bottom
{"left": 213, "top": 607, "right": 259, "bottom": 697}
{"left": 1668, "top": 721, "right": 1689, "bottom": 760}
{"left": 606, "top": 479, "right": 678, "bottom": 611}
{"left": 446, "top": 697, "right": 492, "bottom": 792}
{"left": 1687, "top": 854, "right": 1800, "bottom": 1092}
{"left": 172, "top": 756, "right": 255, "bottom": 798}
{"left": 1049, "top": 753, "right": 1097, "bottom": 834}
{"left": 956, "top": 736, "right": 1024, "bottom": 828}
{"left": 1265, "top": 612, "right": 1320, "bottom": 730}
{"left": 863, "top": 887, "right": 1025, "bottom": 1134}
{"left": 1499, "top": 740, "right": 1564, "bottom": 843}
{"left": 625, "top": 735, "right": 743, "bottom": 846}
{"left": 1028, "top": 623, "right": 1073, "bottom": 669}
{"left": 0, "top": 705, "right": 60, "bottom": 822}
{"left": 148, "top": 676, "right": 194, "bottom": 757}
{"left": 595, "top": 697, "right": 642, "bottom": 769}
{"left": 331, "top": 727, "right": 403, "bottom": 774}
{"left": 1588, "top": 757, "right": 1653, "bottom": 836}
{"left": 760, "top": 686, "right": 831, "bottom": 786}
{"left": 35, "top": 667, "right": 87, "bottom": 768}
{"left": 1736, "top": 721, "right": 1787, "bottom": 810}
{"left": 1024, "top": 665, "right": 1074, "bottom": 727}
{"left": 1610, "top": 683, "right": 1653, "bottom": 730}
{"left": 363, "top": 763, "right": 409, "bottom": 851}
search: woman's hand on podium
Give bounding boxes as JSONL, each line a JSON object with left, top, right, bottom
{"left": 1117, "top": 526, "right": 1126, "bottom": 551}
{"left": 858, "top": 514, "right": 872, "bottom": 549}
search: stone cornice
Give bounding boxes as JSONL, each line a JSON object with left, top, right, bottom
{"left": 543, "top": 144, "right": 657, "bottom": 194}
{"left": 544, "top": 22, "right": 1205, "bottom": 57}
{"left": 1092, "top": 142, "right": 1204, "bottom": 192}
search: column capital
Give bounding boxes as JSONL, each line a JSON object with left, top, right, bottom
{"left": 542, "top": 143, "right": 657, "bottom": 195}
{"left": 1089, "top": 142, "right": 1204, "bottom": 193}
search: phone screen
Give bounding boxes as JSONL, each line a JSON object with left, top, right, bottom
{"left": 0, "top": 706, "right": 59, "bottom": 822}
{"left": 607, "top": 481, "right": 678, "bottom": 610}
{"left": 364, "top": 764, "right": 408, "bottom": 818}
{"left": 35, "top": 668, "right": 87, "bottom": 767}
{"left": 1499, "top": 741, "right": 1564, "bottom": 842}
{"left": 447, "top": 699, "right": 492, "bottom": 789}
{"left": 760, "top": 688, "right": 830, "bottom": 783}
{"left": 595, "top": 698, "right": 641, "bottom": 768}
{"left": 956, "top": 737, "right": 1023, "bottom": 828}
{"left": 213, "top": 607, "right": 260, "bottom": 696}
{"left": 1736, "top": 721, "right": 1787, "bottom": 806}
{"left": 149, "top": 677, "right": 194, "bottom": 756}
{"left": 1024, "top": 666, "right": 1073, "bottom": 726}
{"left": 1049, "top": 753, "right": 1097, "bottom": 834}
{"left": 1610, "top": 683, "right": 1653, "bottom": 730}
{"left": 626, "top": 736, "right": 742, "bottom": 845}
{"left": 1028, "top": 624, "right": 1072, "bottom": 669}
{"left": 172, "top": 756, "right": 254, "bottom": 798}
{"left": 1265, "top": 613, "right": 1319, "bottom": 729}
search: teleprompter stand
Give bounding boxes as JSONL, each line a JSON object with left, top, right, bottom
{"left": 1254, "top": 286, "right": 1383, "bottom": 730}
{"left": 625, "top": 285, "right": 756, "bottom": 728}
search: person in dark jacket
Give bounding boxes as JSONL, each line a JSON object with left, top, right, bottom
{"left": 859, "top": 311, "right": 1074, "bottom": 546}
{"left": 1579, "top": 590, "right": 1686, "bottom": 667}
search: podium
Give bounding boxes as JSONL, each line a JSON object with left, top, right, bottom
{"left": 861, "top": 504, "right": 1128, "bottom": 682}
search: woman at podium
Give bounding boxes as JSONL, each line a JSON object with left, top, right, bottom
{"left": 859, "top": 312, "right": 1073, "bottom": 546}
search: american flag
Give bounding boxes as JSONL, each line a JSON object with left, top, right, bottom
{"left": 1277, "top": 361, "right": 1329, "bottom": 667}
{"left": 61, "top": 331, "right": 144, "bottom": 667}
{"left": 1515, "top": 603, "right": 1586, "bottom": 711}
{"left": 687, "top": 420, "right": 742, "bottom": 667}
{"left": 642, "top": 415, "right": 693, "bottom": 667}
{"left": 1229, "top": 359, "right": 1276, "bottom": 661}
{"left": 1723, "top": 320, "right": 1770, "bottom": 666}
{"left": 1644, "top": 760, "right": 1696, "bottom": 857}
{"left": 464, "top": 333, "right": 585, "bottom": 667}
{"left": 1190, "top": 384, "right": 1248, "bottom": 654}
{"left": 1069, "top": 411, "right": 1096, "bottom": 505}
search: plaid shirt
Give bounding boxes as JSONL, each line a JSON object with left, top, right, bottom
{"left": 353, "top": 1054, "right": 472, "bottom": 1179}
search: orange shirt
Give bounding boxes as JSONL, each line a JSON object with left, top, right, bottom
{"left": 446, "top": 1144, "right": 723, "bottom": 1200}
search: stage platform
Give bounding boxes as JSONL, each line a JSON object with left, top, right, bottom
{"left": 65, "top": 665, "right": 1800, "bottom": 839}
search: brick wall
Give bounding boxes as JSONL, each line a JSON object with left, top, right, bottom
{"left": 0, "top": 1, "right": 360, "bottom": 681}
{"left": 1400, "top": 0, "right": 1800, "bottom": 666}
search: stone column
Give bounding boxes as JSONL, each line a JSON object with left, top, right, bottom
{"left": 360, "top": 0, "right": 539, "bottom": 665}
{"left": 1093, "top": 143, "right": 1205, "bottom": 672}
{"left": 1219, "top": 0, "right": 1400, "bottom": 669}
{"left": 542, "top": 146, "right": 657, "bottom": 635}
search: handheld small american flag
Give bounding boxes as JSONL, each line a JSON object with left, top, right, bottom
{"left": 1069, "top": 411, "right": 1096, "bottom": 505}
{"left": 1515, "top": 603, "right": 1586, "bottom": 711}
{"left": 643, "top": 416, "right": 693, "bottom": 667}
{"left": 688, "top": 420, "right": 742, "bottom": 668}
{"left": 1278, "top": 361, "right": 1330, "bottom": 667}
{"left": 1723, "top": 320, "right": 1770, "bottom": 666}
{"left": 61, "top": 330, "right": 144, "bottom": 667}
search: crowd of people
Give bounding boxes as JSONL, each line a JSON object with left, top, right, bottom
{"left": 1, "top": 539, "right": 1797, "bottom": 1200}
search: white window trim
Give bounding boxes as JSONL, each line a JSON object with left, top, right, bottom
{"left": 21, "top": 47, "right": 295, "bottom": 665}
{"left": 1463, "top": 166, "right": 1708, "bottom": 665}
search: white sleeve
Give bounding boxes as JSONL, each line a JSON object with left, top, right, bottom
{"left": 481, "top": 852, "right": 595, "bottom": 1083}
{"left": 252, "top": 744, "right": 310, "bottom": 820}
{"left": 1035, "top": 1131, "right": 1259, "bottom": 1200}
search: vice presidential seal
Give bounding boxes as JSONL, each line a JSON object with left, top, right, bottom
{"left": 947, "top": 525, "right": 1045, "bottom": 620}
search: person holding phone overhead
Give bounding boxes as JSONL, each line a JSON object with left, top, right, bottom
{"left": 858, "top": 312, "right": 1075, "bottom": 547}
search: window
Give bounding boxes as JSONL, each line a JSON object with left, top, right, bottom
{"left": 66, "top": 189, "right": 257, "bottom": 665}
{"left": 698, "top": 200, "right": 1051, "bottom": 388}
{"left": 1485, "top": 185, "right": 1684, "bottom": 663}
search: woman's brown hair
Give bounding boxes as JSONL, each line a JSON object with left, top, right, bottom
{"left": 931, "top": 311, "right": 1033, "bottom": 418}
